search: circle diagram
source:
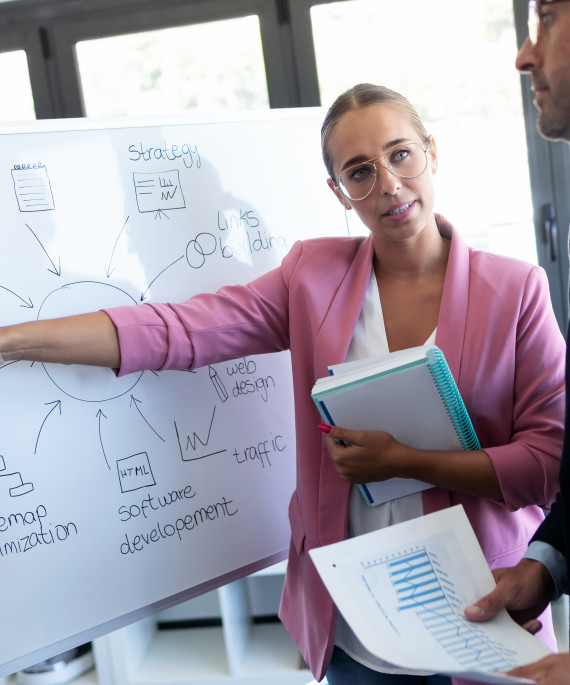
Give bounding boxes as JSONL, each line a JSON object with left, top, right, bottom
{"left": 37, "top": 281, "right": 143, "bottom": 402}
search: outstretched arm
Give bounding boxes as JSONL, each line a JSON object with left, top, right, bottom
{"left": 0, "top": 312, "right": 121, "bottom": 368}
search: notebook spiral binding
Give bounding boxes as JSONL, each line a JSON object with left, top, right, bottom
{"left": 426, "top": 347, "right": 481, "bottom": 451}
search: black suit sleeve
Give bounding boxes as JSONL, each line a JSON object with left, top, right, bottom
{"left": 532, "top": 488, "right": 568, "bottom": 558}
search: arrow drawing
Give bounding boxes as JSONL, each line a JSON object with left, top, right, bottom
{"left": 35, "top": 400, "right": 62, "bottom": 454}
{"left": 97, "top": 409, "right": 110, "bottom": 469}
{"left": 0, "top": 285, "right": 33, "bottom": 309}
{"left": 25, "top": 223, "right": 61, "bottom": 276}
{"left": 140, "top": 255, "right": 184, "bottom": 301}
{"left": 130, "top": 395, "right": 165, "bottom": 442}
{"left": 105, "top": 216, "right": 129, "bottom": 279}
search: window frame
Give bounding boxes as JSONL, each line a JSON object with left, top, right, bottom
{"left": 0, "top": 0, "right": 306, "bottom": 116}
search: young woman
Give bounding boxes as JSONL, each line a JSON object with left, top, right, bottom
{"left": 0, "top": 84, "right": 565, "bottom": 684}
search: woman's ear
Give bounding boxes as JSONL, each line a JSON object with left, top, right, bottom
{"left": 427, "top": 135, "right": 438, "bottom": 174}
{"left": 326, "top": 178, "right": 352, "bottom": 210}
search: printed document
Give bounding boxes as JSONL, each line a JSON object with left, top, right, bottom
{"left": 310, "top": 506, "right": 550, "bottom": 684}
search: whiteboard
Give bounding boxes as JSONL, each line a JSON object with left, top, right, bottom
{"left": 0, "top": 109, "right": 364, "bottom": 677}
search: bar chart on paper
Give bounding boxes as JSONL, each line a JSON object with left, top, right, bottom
{"left": 375, "top": 549, "right": 517, "bottom": 672}
{"left": 310, "top": 507, "right": 552, "bottom": 684}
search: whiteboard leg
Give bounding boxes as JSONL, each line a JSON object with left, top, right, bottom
{"left": 218, "top": 579, "right": 252, "bottom": 676}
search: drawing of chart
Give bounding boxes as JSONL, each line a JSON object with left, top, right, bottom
{"left": 363, "top": 549, "right": 518, "bottom": 673}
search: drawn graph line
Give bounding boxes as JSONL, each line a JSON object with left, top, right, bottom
{"left": 369, "top": 549, "right": 518, "bottom": 673}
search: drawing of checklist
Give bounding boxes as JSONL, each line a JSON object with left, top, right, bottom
{"left": 133, "top": 170, "right": 186, "bottom": 213}
{"left": 12, "top": 166, "right": 55, "bottom": 212}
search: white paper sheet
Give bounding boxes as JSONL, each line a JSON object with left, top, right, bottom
{"left": 310, "top": 506, "right": 550, "bottom": 684}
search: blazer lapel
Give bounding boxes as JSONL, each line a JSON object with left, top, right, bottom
{"left": 434, "top": 215, "right": 470, "bottom": 382}
{"left": 314, "top": 236, "right": 374, "bottom": 546}
{"left": 313, "top": 236, "right": 375, "bottom": 379}
{"left": 424, "top": 216, "right": 471, "bottom": 514}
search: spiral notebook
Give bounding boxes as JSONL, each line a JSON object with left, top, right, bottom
{"left": 312, "top": 345, "right": 480, "bottom": 506}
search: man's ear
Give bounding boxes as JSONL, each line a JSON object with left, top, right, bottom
{"left": 326, "top": 178, "right": 352, "bottom": 210}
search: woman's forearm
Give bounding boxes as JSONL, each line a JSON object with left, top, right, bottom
{"left": 0, "top": 311, "right": 121, "bottom": 368}
{"left": 323, "top": 426, "right": 503, "bottom": 501}
{"left": 399, "top": 446, "right": 502, "bottom": 501}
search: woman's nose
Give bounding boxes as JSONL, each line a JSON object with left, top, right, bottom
{"left": 375, "top": 163, "right": 401, "bottom": 195}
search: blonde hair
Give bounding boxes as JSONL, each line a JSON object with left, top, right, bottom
{"left": 321, "top": 83, "right": 429, "bottom": 180}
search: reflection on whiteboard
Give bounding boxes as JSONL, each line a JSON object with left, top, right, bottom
{"left": 310, "top": 506, "right": 550, "bottom": 685}
{"left": 0, "top": 110, "right": 366, "bottom": 678}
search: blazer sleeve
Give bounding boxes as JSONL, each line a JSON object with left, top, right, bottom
{"left": 532, "top": 323, "right": 570, "bottom": 559}
{"left": 103, "top": 241, "right": 305, "bottom": 376}
{"left": 483, "top": 265, "right": 565, "bottom": 510}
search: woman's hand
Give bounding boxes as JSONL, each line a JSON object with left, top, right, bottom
{"left": 320, "top": 424, "right": 404, "bottom": 483}
{"left": 317, "top": 423, "right": 502, "bottom": 499}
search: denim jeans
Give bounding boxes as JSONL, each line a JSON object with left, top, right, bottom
{"left": 325, "top": 646, "right": 453, "bottom": 685}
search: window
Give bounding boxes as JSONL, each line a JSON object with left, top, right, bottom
{"left": 76, "top": 16, "right": 269, "bottom": 117}
{"left": 0, "top": 50, "right": 35, "bottom": 121}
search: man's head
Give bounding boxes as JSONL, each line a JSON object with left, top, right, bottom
{"left": 516, "top": 0, "right": 570, "bottom": 141}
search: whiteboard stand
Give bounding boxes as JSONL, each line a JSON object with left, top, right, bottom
{"left": 92, "top": 565, "right": 312, "bottom": 684}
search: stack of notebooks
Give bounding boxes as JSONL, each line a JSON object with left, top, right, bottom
{"left": 311, "top": 345, "right": 480, "bottom": 506}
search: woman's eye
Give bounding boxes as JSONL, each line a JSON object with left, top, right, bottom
{"left": 390, "top": 148, "right": 411, "bottom": 164}
{"left": 349, "top": 165, "right": 372, "bottom": 182}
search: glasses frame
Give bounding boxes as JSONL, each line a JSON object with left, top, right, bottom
{"left": 528, "top": 0, "right": 570, "bottom": 45}
{"left": 333, "top": 142, "right": 429, "bottom": 202}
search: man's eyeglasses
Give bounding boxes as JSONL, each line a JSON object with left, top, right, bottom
{"left": 333, "top": 143, "right": 429, "bottom": 202}
{"left": 528, "top": 0, "right": 570, "bottom": 45}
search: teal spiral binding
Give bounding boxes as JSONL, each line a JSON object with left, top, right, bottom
{"left": 426, "top": 346, "right": 481, "bottom": 451}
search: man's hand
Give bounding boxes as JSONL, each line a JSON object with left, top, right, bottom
{"left": 507, "top": 653, "right": 570, "bottom": 684}
{"left": 464, "top": 558, "right": 554, "bottom": 633}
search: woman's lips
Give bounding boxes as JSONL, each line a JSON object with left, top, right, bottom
{"left": 384, "top": 201, "right": 415, "bottom": 219}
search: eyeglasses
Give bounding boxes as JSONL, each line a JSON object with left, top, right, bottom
{"left": 334, "top": 142, "right": 429, "bottom": 202}
{"left": 528, "top": 0, "right": 570, "bottom": 45}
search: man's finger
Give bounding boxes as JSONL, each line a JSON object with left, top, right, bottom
{"left": 464, "top": 589, "right": 507, "bottom": 622}
{"left": 521, "top": 619, "right": 542, "bottom": 635}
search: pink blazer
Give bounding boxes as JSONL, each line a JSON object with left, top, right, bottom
{"left": 106, "top": 216, "right": 565, "bottom": 682}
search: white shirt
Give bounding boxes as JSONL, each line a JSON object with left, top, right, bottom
{"left": 334, "top": 267, "right": 436, "bottom": 674}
